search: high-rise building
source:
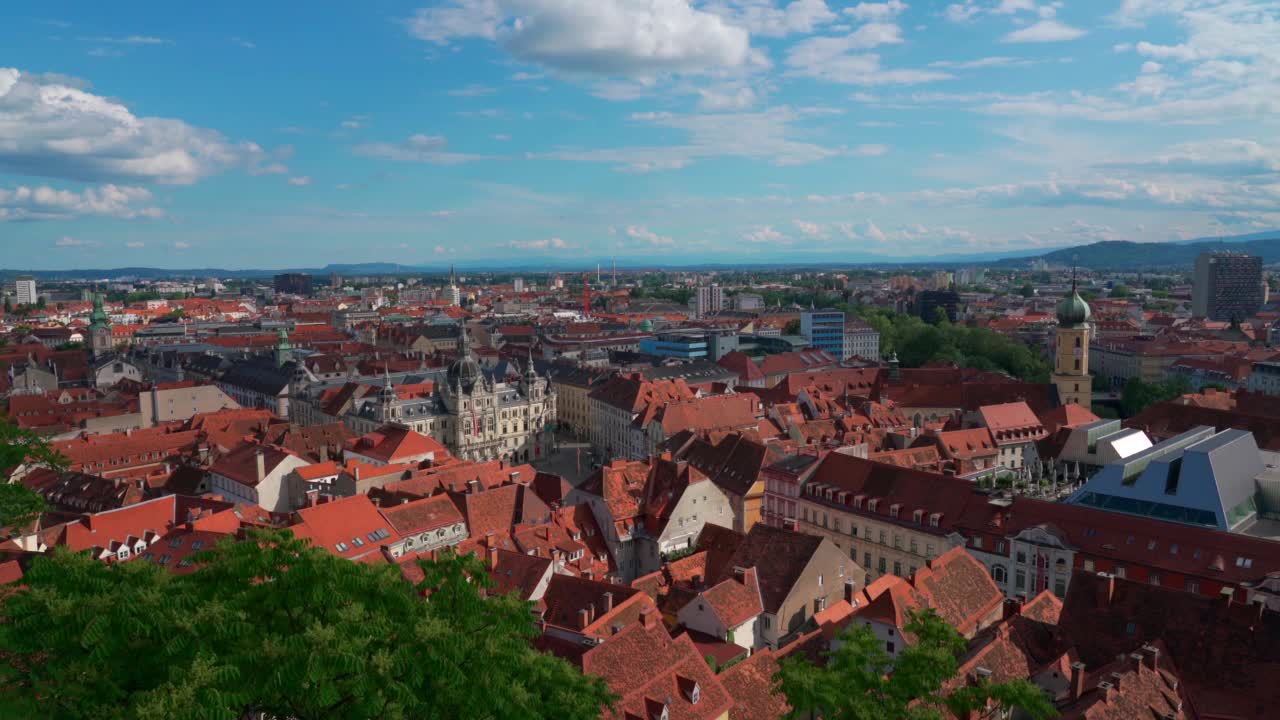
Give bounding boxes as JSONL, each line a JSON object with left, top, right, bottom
{"left": 916, "top": 290, "right": 959, "bottom": 324}
{"left": 14, "top": 276, "right": 37, "bottom": 306}
{"left": 692, "top": 283, "right": 724, "bottom": 318}
{"left": 1052, "top": 274, "right": 1092, "bottom": 407}
{"left": 273, "top": 273, "right": 313, "bottom": 296}
{"left": 513, "top": 277, "right": 525, "bottom": 293}
{"left": 801, "top": 309, "right": 846, "bottom": 359}
{"left": 1192, "top": 251, "right": 1263, "bottom": 321}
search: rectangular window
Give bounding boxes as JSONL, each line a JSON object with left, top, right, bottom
{"left": 1015, "top": 570, "right": 1026, "bottom": 590}
{"left": 877, "top": 557, "right": 886, "bottom": 573}
{"left": 1083, "top": 559, "right": 1095, "bottom": 572}
{"left": 1186, "top": 581, "right": 1200, "bottom": 594}
{"left": 864, "top": 552, "right": 872, "bottom": 568}
{"left": 893, "top": 561, "right": 902, "bottom": 576}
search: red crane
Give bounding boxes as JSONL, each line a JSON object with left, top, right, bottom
{"left": 581, "top": 271, "right": 591, "bottom": 316}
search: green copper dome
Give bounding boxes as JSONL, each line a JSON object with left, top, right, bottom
{"left": 1056, "top": 290, "right": 1091, "bottom": 327}
{"left": 639, "top": 319, "right": 654, "bottom": 332}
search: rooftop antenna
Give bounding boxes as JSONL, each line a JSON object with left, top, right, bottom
{"left": 1071, "top": 254, "right": 1078, "bottom": 294}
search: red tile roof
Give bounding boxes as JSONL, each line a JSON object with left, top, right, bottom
{"left": 581, "top": 619, "right": 733, "bottom": 720}
{"left": 696, "top": 566, "right": 763, "bottom": 628}
{"left": 289, "top": 495, "right": 397, "bottom": 561}
{"left": 346, "top": 425, "right": 445, "bottom": 464}
{"left": 379, "top": 494, "right": 465, "bottom": 536}
{"left": 718, "top": 649, "right": 790, "bottom": 720}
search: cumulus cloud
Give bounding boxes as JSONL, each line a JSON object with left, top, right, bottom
{"left": 287, "top": 176, "right": 311, "bottom": 186}
{"left": 405, "top": 0, "right": 750, "bottom": 75}
{"left": 126, "top": 241, "right": 145, "bottom": 248}
{"left": 353, "top": 134, "right": 487, "bottom": 164}
{"left": 1002, "top": 20, "right": 1087, "bottom": 43}
{"left": 0, "top": 183, "right": 163, "bottom": 221}
{"left": 844, "top": 1, "right": 907, "bottom": 22}
{"left": 793, "top": 219, "right": 827, "bottom": 237}
{"left": 54, "top": 236, "right": 101, "bottom": 248}
{"left": 0, "top": 68, "right": 285, "bottom": 184}
{"left": 744, "top": 225, "right": 789, "bottom": 244}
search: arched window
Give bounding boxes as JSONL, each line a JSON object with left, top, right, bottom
{"left": 992, "top": 565, "right": 1007, "bottom": 584}
{"left": 1075, "top": 336, "right": 1082, "bottom": 348}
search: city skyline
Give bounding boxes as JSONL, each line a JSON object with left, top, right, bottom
{"left": 2, "top": 1, "right": 1278, "bottom": 269}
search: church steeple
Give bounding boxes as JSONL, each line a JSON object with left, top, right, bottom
{"left": 89, "top": 292, "right": 113, "bottom": 360}
{"left": 274, "top": 326, "right": 293, "bottom": 368}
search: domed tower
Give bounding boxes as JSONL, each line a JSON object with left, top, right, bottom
{"left": 520, "top": 346, "right": 542, "bottom": 400}
{"left": 1052, "top": 267, "right": 1092, "bottom": 407}
{"left": 274, "top": 326, "right": 293, "bottom": 368}
{"left": 88, "top": 293, "right": 113, "bottom": 360}
{"left": 445, "top": 323, "right": 483, "bottom": 396}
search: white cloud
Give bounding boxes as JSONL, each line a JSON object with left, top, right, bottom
{"left": 844, "top": 1, "right": 907, "bottom": 22}
{"left": 697, "top": 86, "right": 757, "bottom": 111}
{"left": 834, "top": 219, "right": 886, "bottom": 242}
{"left": 0, "top": 183, "right": 163, "bottom": 221}
{"left": 509, "top": 237, "right": 573, "bottom": 250}
{"left": 0, "top": 68, "right": 284, "bottom": 184}
{"left": 511, "top": 71, "right": 544, "bottom": 81}
{"left": 1002, "top": 20, "right": 1087, "bottom": 43}
{"left": 744, "top": 225, "right": 789, "bottom": 243}
{"left": 353, "top": 134, "right": 487, "bottom": 164}
{"left": 406, "top": 0, "right": 750, "bottom": 75}
{"left": 448, "top": 84, "right": 496, "bottom": 97}
{"left": 492, "top": 133, "right": 512, "bottom": 141}
{"left": 793, "top": 219, "right": 827, "bottom": 237}
{"left": 86, "top": 35, "right": 170, "bottom": 45}
{"left": 943, "top": 2, "right": 981, "bottom": 23}
{"left": 288, "top": 176, "right": 311, "bottom": 186}
{"left": 993, "top": 0, "right": 1037, "bottom": 14}
{"left": 852, "top": 143, "right": 889, "bottom": 156}
{"left": 928, "top": 56, "right": 1035, "bottom": 69}
{"left": 624, "top": 224, "right": 675, "bottom": 246}
{"left": 173, "top": 241, "right": 191, "bottom": 249}
{"left": 126, "top": 241, "right": 145, "bottom": 248}
{"left": 704, "top": 0, "right": 838, "bottom": 38}
{"left": 54, "top": 236, "right": 101, "bottom": 248}
{"left": 785, "top": 28, "right": 952, "bottom": 85}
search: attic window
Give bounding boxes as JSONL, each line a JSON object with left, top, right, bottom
{"left": 335, "top": 542, "right": 350, "bottom": 553}
{"left": 889, "top": 504, "right": 901, "bottom": 519}
{"left": 929, "top": 513, "right": 941, "bottom": 528}
{"left": 1236, "top": 557, "right": 1253, "bottom": 569}
{"left": 913, "top": 509, "right": 924, "bottom": 523}
{"left": 352, "top": 537, "right": 366, "bottom": 547}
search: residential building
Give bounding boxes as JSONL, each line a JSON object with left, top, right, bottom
{"left": 761, "top": 452, "right": 821, "bottom": 530}
{"left": 1192, "top": 250, "right": 1263, "bottom": 321}
{"left": 800, "top": 309, "right": 846, "bottom": 359}
{"left": 539, "top": 362, "right": 610, "bottom": 438}
{"left": 977, "top": 401, "right": 1048, "bottom": 471}
{"left": 675, "top": 566, "right": 764, "bottom": 652}
{"left": 672, "top": 431, "right": 782, "bottom": 533}
{"left": 732, "top": 292, "right": 763, "bottom": 311}
{"left": 207, "top": 444, "right": 312, "bottom": 512}
{"left": 692, "top": 283, "right": 724, "bottom": 318}
{"left": 788, "top": 452, "right": 969, "bottom": 587}
{"left": 1248, "top": 360, "right": 1280, "bottom": 395}
{"left": 273, "top": 273, "right": 314, "bottom": 296}
{"left": 139, "top": 382, "right": 241, "bottom": 426}
{"left": 842, "top": 318, "right": 880, "bottom": 361}
{"left": 717, "top": 523, "right": 855, "bottom": 650}
{"left": 578, "top": 611, "right": 733, "bottom": 720}
{"left": 917, "top": 290, "right": 959, "bottom": 324}
{"left": 14, "top": 275, "right": 37, "bottom": 305}
{"left": 586, "top": 373, "right": 694, "bottom": 460}
{"left": 378, "top": 494, "right": 469, "bottom": 559}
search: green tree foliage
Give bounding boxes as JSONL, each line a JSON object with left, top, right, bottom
{"left": 1120, "top": 376, "right": 1192, "bottom": 417}
{"left": 1109, "top": 284, "right": 1132, "bottom": 298}
{"left": 0, "top": 419, "right": 64, "bottom": 537}
{"left": 0, "top": 530, "right": 613, "bottom": 720}
{"left": 846, "top": 307, "right": 1049, "bottom": 382}
{"left": 777, "top": 609, "right": 1056, "bottom": 720}
{"left": 1019, "top": 283, "right": 1036, "bottom": 298}
{"left": 784, "top": 319, "right": 803, "bottom": 335}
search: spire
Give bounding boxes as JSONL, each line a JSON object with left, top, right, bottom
{"left": 449, "top": 263, "right": 457, "bottom": 287}
{"left": 456, "top": 322, "right": 471, "bottom": 358}
{"left": 1070, "top": 254, "right": 1078, "bottom": 294}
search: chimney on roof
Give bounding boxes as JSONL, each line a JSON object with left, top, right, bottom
{"left": 255, "top": 449, "right": 265, "bottom": 482}
{"left": 577, "top": 608, "right": 591, "bottom": 630}
{"left": 844, "top": 578, "right": 858, "bottom": 605}
{"left": 1070, "top": 662, "right": 1086, "bottom": 701}
{"left": 639, "top": 605, "right": 656, "bottom": 629}
{"left": 1097, "top": 572, "right": 1115, "bottom": 607}
{"left": 1140, "top": 645, "right": 1160, "bottom": 671}
{"left": 602, "top": 591, "right": 614, "bottom": 613}
{"left": 467, "top": 479, "right": 480, "bottom": 494}
{"left": 488, "top": 545, "right": 499, "bottom": 570}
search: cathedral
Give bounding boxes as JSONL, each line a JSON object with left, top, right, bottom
{"left": 349, "top": 324, "right": 556, "bottom": 463}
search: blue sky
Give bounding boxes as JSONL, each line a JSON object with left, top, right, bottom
{"left": 2, "top": 1, "right": 1277, "bottom": 269}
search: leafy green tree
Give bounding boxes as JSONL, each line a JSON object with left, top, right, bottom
{"left": 784, "top": 319, "right": 803, "bottom": 335}
{"left": 777, "top": 609, "right": 1055, "bottom": 720}
{"left": 1109, "top": 284, "right": 1132, "bottom": 298}
{"left": 1019, "top": 283, "right": 1036, "bottom": 298}
{"left": 0, "top": 419, "right": 64, "bottom": 535}
{"left": 1120, "top": 376, "right": 1192, "bottom": 416}
{"left": 0, "top": 530, "right": 613, "bottom": 720}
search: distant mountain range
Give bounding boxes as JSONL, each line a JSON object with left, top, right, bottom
{"left": 4, "top": 230, "right": 1278, "bottom": 279}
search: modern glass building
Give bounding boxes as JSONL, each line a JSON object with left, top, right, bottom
{"left": 800, "top": 309, "right": 846, "bottom": 359}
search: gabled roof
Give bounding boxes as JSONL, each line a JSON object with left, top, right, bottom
{"left": 346, "top": 425, "right": 445, "bottom": 463}
{"left": 208, "top": 444, "right": 302, "bottom": 487}
{"left": 909, "top": 546, "right": 1005, "bottom": 637}
{"left": 290, "top": 495, "right": 397, "bottom": 561}
{"left": 718, "top": 649, "right": 790, "bottom": 720}
{"left": 696, "top": 566, "right": 763, "bottom": 629}
{"left": 581, "top": 619, "right": 733, "bottom": 720}
{"left": 719, "top": 523, "right": 826, "bottom": 614}
{"left": 379, "top": 495, "right": 466, "bottom": 536}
